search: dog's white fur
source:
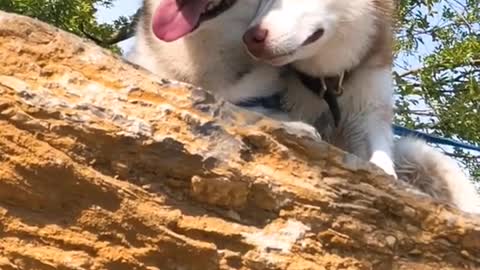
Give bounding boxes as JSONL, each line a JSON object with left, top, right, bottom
{"left": 247, "top": 0, "right": 397, "bottom": 177}
{"left": 247, "top": 0, "right": 480, "bottom": 213}
{"left": 395, "top": 138, "right": 480, "bottom": 213}
{"left": 128, "top": 0, "right": 322, "bottom": 137}
{"left": 128, "top": 0, "right": 281, "bottom": 106}
{"left": 127, "top": 0, "right": 480, "bottom": 213}
{"left": 127, "top": 0, "right": 281, "bottom": 102}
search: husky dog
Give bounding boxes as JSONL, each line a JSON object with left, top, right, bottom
{"left": 243, "top": 0, "right": 398, "bottom": 177}
{"left": 127, "top": 0, "right": 324, "bottom": 137}
{"left": 243, "top": 0, "right": 480, "bottom": 212}
{"left": 127, "top": 0, "right": 279, "bottom": 114}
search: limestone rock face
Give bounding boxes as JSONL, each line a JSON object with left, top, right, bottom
{"left": 0, "top": 11, "right": 479, "bottom": 270}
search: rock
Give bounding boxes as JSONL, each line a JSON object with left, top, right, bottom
{"left": 0, "top": 11, "right": 479, "bottom": 270}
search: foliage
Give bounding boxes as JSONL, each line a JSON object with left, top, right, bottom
{"left": 0, "top": 0, "right": 138, "bottom": 53}
{"left": 395, "top": 0, "right": 480, "bottom": 181}
{"left": 0, "top": 0, "right": 478, "bottom": 181}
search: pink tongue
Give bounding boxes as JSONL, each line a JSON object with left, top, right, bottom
{"left": 152, "top": 0, "right": 209, "bottom": 42}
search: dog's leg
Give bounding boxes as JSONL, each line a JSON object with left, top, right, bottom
{"left": 220, "top": 65, "right": 283, "bottom": 103}
{"left": 367, "top": 118, "right": 397, "bottom": 178}
{"left": 348, "top": 68, "right": 397, "bottom": 178}
{"left": 280, "top": 121, "right": 322, "bottom": 141}
{"left": 248, "top": 108, "right": 323, "bottom": 142}
{"left": 343, "top": 109, "right": 396, "bottom": 178}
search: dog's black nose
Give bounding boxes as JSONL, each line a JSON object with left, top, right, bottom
{"left": 244, "top": 26, "right": 268, "bottom": 43}
{"left": 243, "top": 26, "right": 269, "bottom": 57}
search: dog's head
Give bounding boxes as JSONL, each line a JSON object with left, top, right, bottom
{"left": 243, "top": 0, "right": 394, "bottom": 71}
{"left": 143, "top": 0, "right": 260, "bottom": 42}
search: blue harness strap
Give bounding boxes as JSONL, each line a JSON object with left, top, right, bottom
{"left": 393, "top": 124, "right": 480, "bottom": 152}
{"left": 235, "top": 92, "right": 285, "bottom": 111}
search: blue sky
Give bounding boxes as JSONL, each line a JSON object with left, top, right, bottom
{"left": 96, "top": 0, "right": 142, "bottom": 54}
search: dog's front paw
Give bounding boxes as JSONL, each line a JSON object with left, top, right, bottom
{"left": 281, "top": 121, "right": 322, "bottom": 141}
{"left": 370, "top": 151, "right": 397, "bottom": 179}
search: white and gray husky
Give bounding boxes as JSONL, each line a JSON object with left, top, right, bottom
{"left": 127, "top": 0, "right": 480, "bottom": 213}
{"left": 128, "top": 0, "right": 283, "bottom": 111}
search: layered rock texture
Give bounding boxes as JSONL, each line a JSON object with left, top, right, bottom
{"left": 0, "top": 11, "right": 479, "bottom": 270}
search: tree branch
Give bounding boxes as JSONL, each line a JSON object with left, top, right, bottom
{"left": 80, "top": 8, "right": 142, "bottom": 47}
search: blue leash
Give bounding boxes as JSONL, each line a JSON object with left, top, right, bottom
{"left": 393, "top": 124, "right": 480, "bottom": 152}
{"left": 235, "top": 93, "right": 284, "bottom": 110}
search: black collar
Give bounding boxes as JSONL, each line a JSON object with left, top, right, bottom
{"left": 289, "top": 65, "right": 348, "bottom": 127}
